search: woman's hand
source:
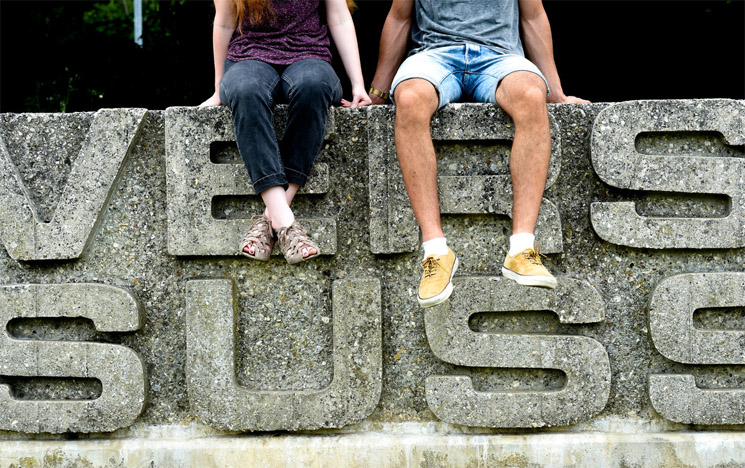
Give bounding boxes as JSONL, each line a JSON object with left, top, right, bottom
{"left": 199, "top": 92, "right": 222, "bottom": 108}
{"left": 341, "top": 86, "right": 372, "bottom": 107}
{"left": 326, "top": 0, "right": 370, "bottom": 108}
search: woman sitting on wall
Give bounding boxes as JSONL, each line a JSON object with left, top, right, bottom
{"left": 200, "top": 0, "right": 370, "bottom": 263}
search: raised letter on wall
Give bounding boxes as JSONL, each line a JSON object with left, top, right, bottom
{"left": 165, "top": 106, "right": 336, "bottom": 256}
{"left": 186, "top": 278, "right": 381, "bottom": 431}
{"left": 0, "top": 109, "right": 147, "bottom": 260}
{"left": 424, "top": 277, "right": 610, "bottom": 428}
{"left": 367, "top": 104, "right": 563, "bottom": 254}
{"left": 591, "top": 99, "right": 745, "bottom": 248}
{"left": 649, "top": 272, "right": 745, "bottom": 424}
{"left": 0, "top": 284, "right": 146, "bottom": 433}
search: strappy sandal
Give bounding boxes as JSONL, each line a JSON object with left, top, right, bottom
{"left": 276, "top": 221, "right": 320, "bottom": 264}
{"left": 239, "top": 214, "right": 275, "bottom": 261}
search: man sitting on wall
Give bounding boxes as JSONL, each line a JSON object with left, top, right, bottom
{"left": 368, "top": 0, "right": 588, "bottom": 307}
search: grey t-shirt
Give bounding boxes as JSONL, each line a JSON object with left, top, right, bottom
{"left": 410, "top": 0, "right": 524, "bottom": 56}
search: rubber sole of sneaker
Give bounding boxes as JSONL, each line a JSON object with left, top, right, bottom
{"left": 417, "top": 258, "right": 459, "bottom": 308}
{"left": 501, "top": 267, "right": 557, "bottom": 289}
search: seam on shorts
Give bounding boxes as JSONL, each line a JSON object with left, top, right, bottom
{"left": 467, "top": 69, "right": 550, "bottom": 96}
{"left": 391, "top": 72, "right": 455, "bottom": 105}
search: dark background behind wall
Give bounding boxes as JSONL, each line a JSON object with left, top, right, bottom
{"left": 0, "top": 0, "right": 743, "bottom": 113}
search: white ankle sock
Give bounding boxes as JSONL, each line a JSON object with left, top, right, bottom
{"left": 422, "top": 237, "right": 448, "bottom": 259}
{"left": 509, "top": 233, "right": 535, "bottom": 256}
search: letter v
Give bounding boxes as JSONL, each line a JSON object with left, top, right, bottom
{"left": 0, "top": 109, "right": 147, "bottom": 261}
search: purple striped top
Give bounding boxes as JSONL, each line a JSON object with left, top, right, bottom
{"left": 227, "top": 0, "right": 332, "bottom": 65}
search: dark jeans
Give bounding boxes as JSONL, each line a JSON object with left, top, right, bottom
{"left": 219, "top": 59, "right": 342, "bottom": 194}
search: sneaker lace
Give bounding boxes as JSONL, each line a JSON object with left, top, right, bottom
{"left": 422, "top": 257, "right": 440, "bottom": 278}
{"left": 521, "top": 244, "right": 546, "bottom": 265}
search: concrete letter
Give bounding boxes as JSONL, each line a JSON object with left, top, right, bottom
{"left": 424, "top": 277, "right": 609, "bottom": 428}
{"left": 165, "top": 106, "right": 336, "bottom": 256}
{"left": 0, "top": 284, "right": 146, "bottom": 433}
{"left": 0, "top": 109, "right": 147, "bottom": 260}
{"left": 649, "top": 272, "right": 745, "bottom": 424}
{"left": 591, "top": 99, "right": 745, "bottom": 249}
{"left": 186, "top": 278, "right": 381, "bottom": 431}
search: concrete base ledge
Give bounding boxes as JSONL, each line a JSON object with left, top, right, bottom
{"left": 2, "top": 425, "right": 744, "bottom": 468}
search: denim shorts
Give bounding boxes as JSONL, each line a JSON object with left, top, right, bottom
{"left": 391, "top": 44, "right": 549, "bottom": 110}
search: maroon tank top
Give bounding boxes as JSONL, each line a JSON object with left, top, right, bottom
{"left": 227, "top": 0, "right": 332, "bottom": 65}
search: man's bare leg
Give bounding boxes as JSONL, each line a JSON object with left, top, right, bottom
{"left": 395, "top": 78, "right": 458, "bottom": 306}
{"left": 495, "top": 71, "right": 551, "bottom": 235}
{"left": 394, "top": 79, "right": 442, "bottom": 242}
{"left": 496, "top": 71, "right": 557, "bottom": 288}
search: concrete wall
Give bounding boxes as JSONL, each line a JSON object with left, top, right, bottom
{"left": 0, "top": 100, "right": 743, "bottom": 467}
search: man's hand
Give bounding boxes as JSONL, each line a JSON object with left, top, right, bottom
{"left": 559, "top": 95, "right": 591, "bottom": 104}
{"left": 199, "top": 92, "right": 222, "bottom": 108}
{"left": 548, "top": 92, "right": 590, "bottom": 104}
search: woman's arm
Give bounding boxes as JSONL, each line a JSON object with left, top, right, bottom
{"left": 325, "top": 0, "right": 371, "bottom": 107}
{"left": 200, "top": 0, "right": 237, "bottom": 107}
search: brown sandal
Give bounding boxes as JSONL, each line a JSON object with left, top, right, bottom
{"left": 239, "top": 214, "right": 275, "bottom": 261}
{"left": 276, "top": 221, "right": 320, "bottom": 264}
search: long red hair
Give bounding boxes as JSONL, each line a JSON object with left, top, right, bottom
{"left": 235, "top": 0, "right": 357, "bottom": 29}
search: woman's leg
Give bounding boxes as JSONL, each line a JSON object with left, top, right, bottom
{"left": 220, "top": 60, "right": 289, "bottom": 197}
{"left": 278, "top": 59, "right": 342, "bottom": 189}
{"left": 220, "top": 60, "right": 297, "bottom": 255}
{"left": 262, "top": 183, "right": 300, "bottom": 220}
{"left": 260, "top": 186, "right": 294, "bottom": 230}
{"left": 259, "top": 60, "right": 340, "bottom": 259}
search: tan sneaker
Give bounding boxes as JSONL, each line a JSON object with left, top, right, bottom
{"left": 417, "top": 248, "right": 459, "bottom": 307}
{"left": 502, "top": 246, "right": 557, "bottom": 289}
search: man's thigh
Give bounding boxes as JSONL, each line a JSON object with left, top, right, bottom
{"left": 391, "top": 46, "right": 466, "bottom": 110}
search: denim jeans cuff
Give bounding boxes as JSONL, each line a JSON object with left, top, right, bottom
{"left": 285, "top": 168, "right": 309, "bottom": 188}
{"left": 253, "top": 173, "right": 289, "bottom": 194}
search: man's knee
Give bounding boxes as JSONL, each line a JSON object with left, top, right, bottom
{"left": 394, "top": 79, "right": 438, "bottom": 118}
{"left": 497, "top": 72, "right": 547, "bottom": 116}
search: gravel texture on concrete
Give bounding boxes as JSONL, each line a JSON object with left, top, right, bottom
{"left": 0, "top": 100, "right": 743, "bottom": 439}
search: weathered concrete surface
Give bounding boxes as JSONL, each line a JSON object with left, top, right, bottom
{"left": 186, "top": 278, "right": 381, "bottom": 431}
{"left": 1, "top": 423, "right": 744, "bottom": 468}
{"left": 0, "top": 109, "right": 147, "bottom": 260}
{"left": 0, "top": 283, "right": 145, "bottom": 433}
{"left": 425, "top": 277, "right": 609, "bottom": 428}
{"left": 0, "top": 101, "right": 743, "bottom": 455}
{"left": 591, "top": 99, "right": 745, "bottom": 249}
